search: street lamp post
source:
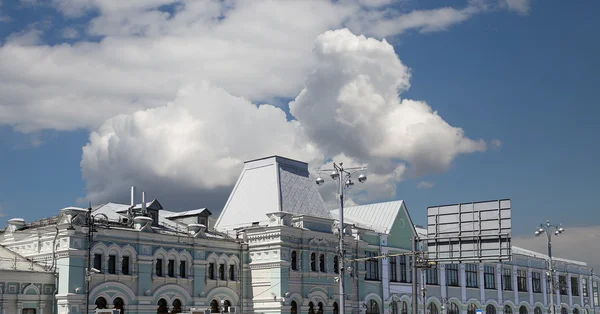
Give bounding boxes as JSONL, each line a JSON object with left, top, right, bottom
{"left": 83, "top": 205, "right": 109, "bottom": 314}
{"left": 315, "top": 162, "right": 367, "bottom": 314}
{"left": 535, "top": 221, "right": 565, "bottom": 314}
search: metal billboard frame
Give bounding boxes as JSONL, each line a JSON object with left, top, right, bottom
{"left": 426, "top": 199, "right": 512, "bottom": 263}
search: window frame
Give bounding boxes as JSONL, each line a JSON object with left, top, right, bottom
{"left": 465, "top": 264, "right": 478, "bottom": 288}
{"left": 484, "top": 265, "right": 496, "bottom": 289}
{"left": 517, "top": 269, "right": 528, "bottom": 292}
{"left": 502, "top": 268, "right": 513, "bottom": 291}
{"left": 446, "top": 264, "right": 459, "bottom": 287}
{"left": 532, "top": 272, "right": 542, "bottom": 293}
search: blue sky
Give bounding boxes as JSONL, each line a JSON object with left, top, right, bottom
{"left": 0, "top": 0, "right": 599, "bottom": 261}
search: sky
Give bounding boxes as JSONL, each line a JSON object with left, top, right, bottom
{"left": 0, "top": 0, "right": 599, "bottom": 269}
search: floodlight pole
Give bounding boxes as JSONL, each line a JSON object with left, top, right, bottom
{"left": 315, "top": 162, "right": 367, "bottom": 314}
{"left": 535, "top": 221, "right": 565, "bottom": 314}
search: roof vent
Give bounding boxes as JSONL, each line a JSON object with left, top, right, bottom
{"left": 133, "top": 216, "right": 153, "bottom": 232}
{"left": 6, "top": 218, "right": 25, "bottom": 232}
{"left": 187, "top": 223, "right": 206, "bottom": 238}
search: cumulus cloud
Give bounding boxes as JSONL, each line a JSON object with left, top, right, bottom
{"left": 514, "top": 225, "right": 600, "bottom": 272}
{"left": 0, "top": 0, "right": 531, "bottom": 132}
{"left": 81, "top": 29, "right": 485, "bottom": 209}
{"left": 417, "top": 181, "right": 435, "bottom": 189}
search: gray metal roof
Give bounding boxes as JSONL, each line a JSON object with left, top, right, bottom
{"left": 215, "top": 156, "right": 330, "bottom": 232}
{"left": 330, "top": 200, "right": 404, "bottom": 233}
{"left": 0, "top": 245, "right": 48, "bottom": 272}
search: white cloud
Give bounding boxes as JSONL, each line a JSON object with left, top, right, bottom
{"left": 514, "top": 225, "right": 600, "bottom": 272}
{"left": 417, "top": 181, "right": 435, "bottom": 189}
{"left": 0, "top": 0, "right": 531, "bottom": 133}
{"left": 81, "top": 29, "right": 485, "bottom": 208}
{"left": 504, "top": 0, "right": 531, "bottom": 15}
{"left": 491, "top": 139, "right": 502, "bottom": 149}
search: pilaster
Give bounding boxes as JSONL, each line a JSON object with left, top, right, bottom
{"left": 460, "top": 264, "right": 466, "bottom": 304}
{"left": 479, "top": 264, "right": 485, "bottom": 302}
{"left": 440, "top": 264, "right": 447, "bottom": 301}
{"left": 542, "top": 271, "right": 548, "bottom": 305}
{"left": 496, "top": 264, "right": 503, "bottom": 304}
{"left": 513, "top": 267, "right": 519, "bottom": 304}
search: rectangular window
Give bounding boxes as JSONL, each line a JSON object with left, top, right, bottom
{"left": 502, "top": 268, "right": 512, "bottom": 291}
{"left": 390, "top": 256, "right": 397, "bottom": 282}
{"left": 291, "top": 251, "right": 298, "bottom": 271}
{"left": 399, "top": 256, "right": 408, "bottom": 282}
{"left": 571, "top": 277, "right": 580, "bottom": 296}
{"left": 219, "top": 264, "right": 225, "bottom": 280}
{"left": 559, "top": 275, "right": 568, "bottom": 295}
{"left": 108, "top": 255, "right": 116, "bottom": 274}
{"left": 426, "top": 268, "right": 438, "bottom": 285}
{"left": 582, "top": 278, "right": 588, "bottom": 297}
{"left": 229, "top": 264, "right": 235, "bottom": 280}
{"left": 532, "top": 272, "right": 541, "bottom": 293}
{"left": 465, "top": 264, "right": 478, "bottom": 288}
{"left": 208, "top": 263, "right": 215, "bottom": 280}
{"left": 484, "top": 266, "right": 496, "bottom": 289}
{"left": 180, "top": 261, "right": 186, "bottom": 278}
{"left": 593, "top": 281, "right": 599, "bottom": 305}
{"left": 93, "top": 254, "right": 102, "bottom": 272}
{"left": 122, "top": 256, "right": 130, "bottom": 275}
{"left": 168, "top": 259, "right": 175, "bottom": 277}
{"left": 446, "top": 264, "right": 459, "bottom": 287}
{"left": 365, "top": 251, "right": 379, "bottom": 281}
{"left": 517, "top": 269, "right": 527, "bottom": 292}
{"left": 156, "top": 259, "right": 163, "bottom": 277}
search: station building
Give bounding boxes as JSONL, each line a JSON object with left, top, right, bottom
{"left": 0, "top": 156, "right": 598, "bottom": 314}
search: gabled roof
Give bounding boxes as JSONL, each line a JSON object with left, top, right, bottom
{"left": 330, "top": 200, "right": 404, "bottom": 234}
{"left": 215, "top": 156, "right": 330, "bottom": 233}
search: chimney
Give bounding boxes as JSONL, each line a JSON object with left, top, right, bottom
{"left": 141, "top": 191, "right": 146, "bottom": 212}
{"left": 130, "top": 186, "right": 135, "bottom": 207}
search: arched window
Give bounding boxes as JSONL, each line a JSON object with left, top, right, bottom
{"left": 333, "top": 302, "right": 339, "bottom": 314}
{"left": 468, "top": 304, "right": 478, "bottom": 314}
{"left": 319, "top": 254, "right": 325, "bottom": 272}
{"left": 520, "top": 306, "right": 528, "bottom": 314}
{"left": 534, "top": 307, "right": 542, "bottom": 314}
{"left": 172, "top": 299, "right": 182, "bottom": 314}
{"left": 573, "top": 309, "right": 579, "bottom": 314}
{"left": 95, "top": 297, "right": 108, "bottom": 309}
{"left": 366, "top": 300, "right": 379, "bottom": 314}
{"left": 308, "top": 302, "right": 315, "bottom": 314}
{"left": 428, "top": 303, "right": 439, "bottom": 314}
{"left": 392, "top": 302, "right": 398, "bottom": 314}
{"left": 291, "top": 251, "right": 298, "bottom": 270}
{"left": 113, "top": 297, "right": 125, "bottom": 314}
{"left": 448, "top": 303, "right": 460, "bottom": 314}
{"left": 561, "top": 308, "right": 568, "bottom": 314}
{"left": 157, "top": 299, "right": 168, "bottom": 314}
{"left": 210, "top": 300, "right": 220, "bottom": 313}
{"left": 318, "top": 302, "right": 324, "bottom": 314}
{"left": 334, "top": 256, "right": 339, "bottom": 274}
{"left": 311, "top": 253, "right": 317, "bottom": 272}
{"left": 291, "top": 301, "right": 298, "bottom": 314}
{"left": 486, "top": 304, "right": 496, "bottom": 314}
{"left": 402, "top": 301, "right": 408, "bottom": 314}
{"left": 504, "top": 305, "right": 513, "bottom": 314}
{"left": 223, "top": 300, "right": 231, "bottom": 313}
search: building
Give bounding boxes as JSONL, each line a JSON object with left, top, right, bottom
{"left": 0, "top": 156, "right": 598, "bottom": 314}
{"left": 0, "top": 218, "right": 56, "bottom": 314}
